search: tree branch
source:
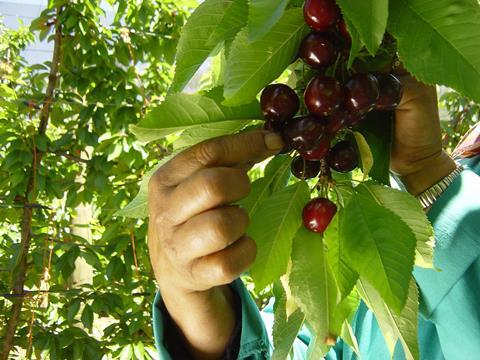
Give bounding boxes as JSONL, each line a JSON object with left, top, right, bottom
{"left": 1, "top": 7, "right": 63, "bottom": 359}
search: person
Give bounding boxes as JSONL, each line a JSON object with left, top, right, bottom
{"left": 146, "top": 73, "right": 480, "bottom": 359}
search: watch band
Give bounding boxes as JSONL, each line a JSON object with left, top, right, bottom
{"left": 416, "top": 163, "right": 464, "bottom": 210}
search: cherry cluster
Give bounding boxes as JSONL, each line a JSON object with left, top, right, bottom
{"left": 260, "top": 0, "right": 404, "bottom": 234}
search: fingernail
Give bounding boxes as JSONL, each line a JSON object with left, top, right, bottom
{"left": 264, "top": 132, "right": 284, "bottom": 150}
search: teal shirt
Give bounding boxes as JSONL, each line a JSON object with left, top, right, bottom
{"left": 153, "top": 160, "right": 480, "bottom": 359}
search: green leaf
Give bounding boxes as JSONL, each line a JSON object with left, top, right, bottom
{"left": 340, "top": 192, "right": 416, "bottom": 313}
{"left": 353, "top": 131, "right": 374, "bottom": 178}
{"left": 223, "top": 8, "right": 309, "bottom": 106}
{"left": 174, "top": 120, "right": 251, "bottom": 149}
{"left": 357, "top": 183, "right": 435, "bottom": 268}
{"left": 67, "top": 299, "right": 81, "bottom": 324}
{"left": 330, "top": 290, "right": 360, "bottom": 337}
{"left": 324, "top": 213, "right": 358, "bottom": 299}
{"left": 356, "top": 111, "right": 393, "bottom": 185}
{"left": 290, "top": 227, "right": 338, "bottom": 342}
{"left": 131, "top": 89, "right": 262, "bottom": 142}
{"left": 238, "top": 155, "right": 292, "bottom": 217}
{"left": 249, "top": 182, "right": 310, "bottom": 289}
{"left": 247, "top": 0, "right": 290, "bottom": 42}
{"left": 388, "top": 0, "right": 480, "bottom": 103}
{"left": 272, "top": 289, "right": 305, "bottom": 360}
{"left": 306, "top": 332, "right": 330, "bottom": 360}
{"left": 207, "top": 0, "right": 248, "bottom": 47}
{"left": 81, "top": 305, "right": 94, "bottom": 330}
{"left": 358, "top": 277, "right": 420, "bottom": 360}
{"left": 336, "top": 0, "right": 388, "bottom": 55}
{"left": 341, "top": 321, "right": 360, "bottom": 356}
{"left": 170, "top": 0, "right": 236, "bottom": 92}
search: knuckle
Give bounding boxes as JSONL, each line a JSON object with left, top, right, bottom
{"left": 243, "top": 236, "right": 258, "bottom": 265}
{"left": 201, "top": 170, "right": 227, "bottom": 203}
{"left": 195, "top": 141, "right": 219, "bottom": 166}
{"left": 215, "top": 259, "right": 237, "bottom": 283}
{"left": 209, "top": 212, "right": 231, "bottom": 244}
{"left": 232, "top": 206, "right": 250, "bottom": 230}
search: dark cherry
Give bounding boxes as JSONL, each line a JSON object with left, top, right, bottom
{"left": 282, "top": 115, "right": 326, "bottom": 152}
{"left": 263, "top": 119, "right": 283, "bottom": 132}
{"left": 260, "top": 84, "right": 300, "bottom": 122}
{"left": 327, "top": 140, "right": 358, "bottom": 172}
{"left": 302, "top": 197, "right": 337, "bottom": 233}
{"left": 344, "top": 73, "right": 380, "bottom": 115}
{"left": 305, "top": 76, "right": 344, "bottom": 117}
{"left": 291, "top": 156, "right": 321, "bottom": 180}
{"left": 300, "top": 135, "right": 331, "bottom": 160}
{"left": 304, "top": 0, "right": 340, "bottom": 32}
{"left": 325, "top": 109, "right": 349, "bottom": 134}
{"left": 299, "top": 33, "right": 337, "bottom": 69}
{"left": 375, "top": 73, "right": 404, "bottom": 111}
{"left": 338, "top": 19, "right": 351, "bottom": 46}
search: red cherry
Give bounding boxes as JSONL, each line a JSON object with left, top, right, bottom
{"left": 303, "top": 197, "right": 337, "bottom": 233}
{"left": 344, "top": 73, "right": 380, "bottom": 115}
{"left": 305, "top": 76, "right": 344, "bottom": 117}
{"left": 375, "top": 73, "right": 404, "bottom": 111}
{"left": 291, "top": 156, "right": 321, "bottom": 180}
{"left": 260, "top": 84, "right": 300, "bottom": 122}
{"left": 282, "top": 115, "right": 326, "bottom": 152}
{"left": 299, "top": 33, "right": 337, "bottom": 69}
{"left": 304, "top": 0, "right": 340, "bottom": 32}
{"left": 300, "top": 135, "right": 331, "bottom": 160}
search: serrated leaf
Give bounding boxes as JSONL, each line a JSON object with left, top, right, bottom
{"left": 330, "top": 290, "right": 360, "bottom": 337}
{"left": 115, "top": 153, "right": 178, "bottom": 219}
{"left": 224, "top": 8, "right": 309, "bottom": 106}
{"left": 290, "top": 227, "right": 338, "bottom": 342}
{"left": 357, "top": 183, "right": 435, "bottom": 268}
{"left": 207, "top": 0, "right": 248, "bottom": 47}
{"left": 81, "top": 305, "right": 94, "bottom": 330}
{"left": 324, "top": 213, "right": 358, "bottom": 299}
{"left": 388, "top": 0, "right": 480, "bottom": 103}
{"left": 340, "top": 192, "right": 416, "bottom": 313}
{"left": 280, "top": 261, "right": 298, "bottom": 319}
{"left": 357, "top": 277, "right": 419, "bottom": 360}
{"left": 131, "top": 89, "right": 262, "bottom": 143}
{"left": 170, "top": 0, "right": 237, "bottom": 92}
{"left": 306, "top": 333, "right": 330, "bottom": 360}
{"left": 238, "top": 155, "right": 292, "bottom": 217}
{"left": 174, "top": 119, "right": 251, "bottom": 149}
{"left": 249, "top": 182, "right": 310, "bottom": 289}
{"left": 341, "top": 321, "right": 360, "bottom": 356}
{"left": 353, "top": 131, "right": 374, "bottom": 178}
{"left": 67, "top": 299, "right": 81, "bottom": 323}
{"left": 356, "top": 111, "right": 393, "bottom": 185}
{"left": 247, "top": 0, "right": 290, "bottom": 42}
{"left": 336, "top": 0, "right": 388, "bottom": 55}
{"left": 272, "top": 288, "right": 305, "bottom": 360}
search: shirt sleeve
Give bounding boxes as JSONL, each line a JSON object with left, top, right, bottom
{"left": 413, "top": 166, "right": 480, "bottom": 358}
{"left": 152, "top": 279, "right": 271, "bottom": 360}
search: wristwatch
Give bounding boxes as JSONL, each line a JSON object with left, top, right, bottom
{"left": 416, "top": 163, "right": 464, "bottom": 210}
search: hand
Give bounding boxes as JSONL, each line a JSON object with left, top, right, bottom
{"left": 392, "top": 72, "right": 456, "bottom": 195}
{"left": 147, "top": 130, "right": 283, "bottom": 359}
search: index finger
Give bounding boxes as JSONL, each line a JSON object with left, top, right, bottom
{"left": 152, "top": 130, "right": 284, "bottom": 188}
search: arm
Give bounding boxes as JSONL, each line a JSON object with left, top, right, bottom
{"left": 147, "top": 130, "right": 283, "bottom": 359}
{"left": 391, "top": 73, "right": 480, "bottom": 357}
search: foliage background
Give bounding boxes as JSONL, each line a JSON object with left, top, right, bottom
{"left": 0, "top": 0, "right": 478, "bottom": 359}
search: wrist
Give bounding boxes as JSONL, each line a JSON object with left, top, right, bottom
{"left": 161, "top": 284, "right": 237, "bottom": 359}
{"left": 397, "top": 151, "right": 457, "bottom": 195}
